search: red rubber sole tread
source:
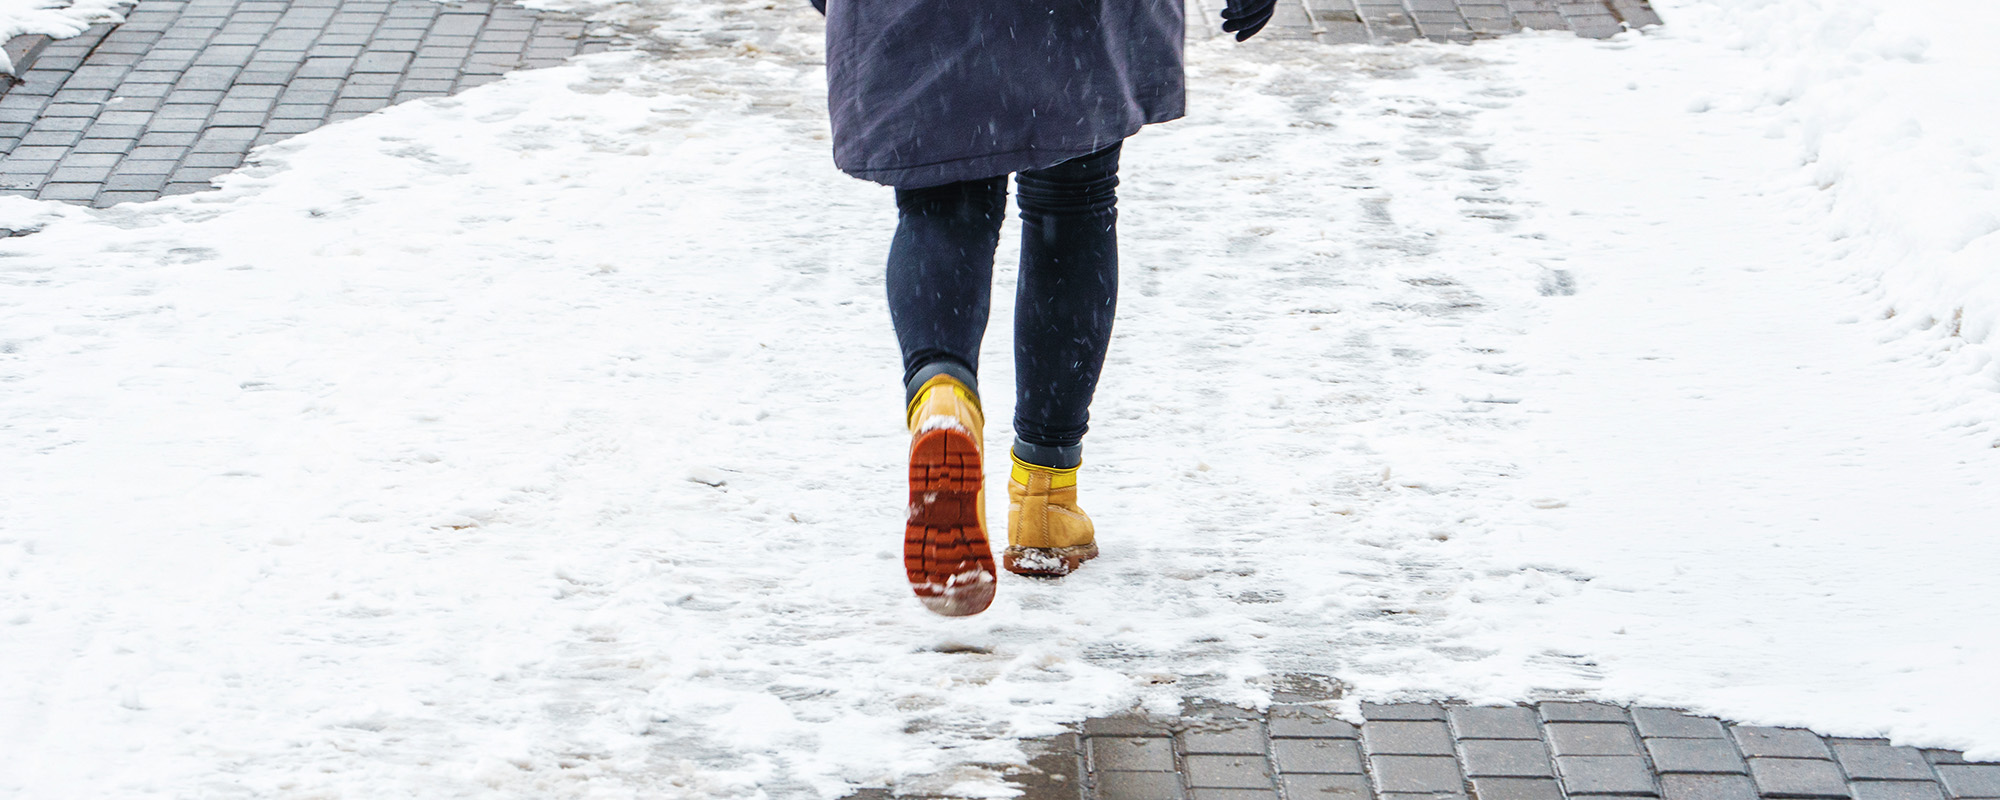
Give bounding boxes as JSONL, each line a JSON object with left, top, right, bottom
{"left": 906, "top": 428, "right": 995, "bottom": 616}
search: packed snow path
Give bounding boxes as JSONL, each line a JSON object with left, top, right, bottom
{"left": 4, "top": 0, "right": 1999, "bottom": 796}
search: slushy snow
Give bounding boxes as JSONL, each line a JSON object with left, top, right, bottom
{"left": 2, "top": 0, "right": 1997, "bottom": 796}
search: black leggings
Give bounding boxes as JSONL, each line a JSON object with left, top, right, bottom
{"left": 887, "top": 143, "right": 1121, "bottom": 456}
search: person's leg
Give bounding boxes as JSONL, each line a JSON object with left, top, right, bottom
{"left": 887, "top": 176, "right": 1007, "bottom": 616}
{"left": 1005, "top": 142, "right": 1121, "bottom": 576}
{"left": 887, "top": 176, "right": 1008, "bottom": 394}
{"left": 1013, "top": 143, "right": 1121, "bottom": 464}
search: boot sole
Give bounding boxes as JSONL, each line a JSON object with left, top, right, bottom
{"left": 1002, "top": 543, "right": 1100, "bottom": 577}
{"left": 906, "top": 428, "right": 995, "bottom": 616}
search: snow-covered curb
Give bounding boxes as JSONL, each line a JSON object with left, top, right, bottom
{"left": 1, "top": 0, "right": 124, "bottom": 75}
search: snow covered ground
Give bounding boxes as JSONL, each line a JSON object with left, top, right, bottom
{"left": 1, "top": 0, "right": 124, "bottom": 75}
{"left": 2, "top": 0, "right": 1997, "bottom": 796}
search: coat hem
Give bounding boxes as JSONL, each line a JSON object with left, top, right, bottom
{"left": 843, "top": 111, "right": 1183, "bottom": 189}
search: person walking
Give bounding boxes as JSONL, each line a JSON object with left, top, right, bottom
{"left": 812, "top": 0, "right": 1275, "bottom": 616}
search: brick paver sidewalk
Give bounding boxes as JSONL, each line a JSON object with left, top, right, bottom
{"left": 1, "top": 0, "right": 622, "bottom": 207}
{"left": 853, "top": 697, "right": 2000, "bottom": 800}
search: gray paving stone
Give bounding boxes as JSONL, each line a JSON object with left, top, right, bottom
{"left": 225, "top": 84, "right": 285, "bottom": 98}
{"left": 136, "top": 132, "right": 198, "bottom": 147}
{"left": 1550, "top": 724, "right": 1643, "bottom": 757}
{"left": 1557, "top": 756, "right": 1656, "bottom": 795}
{"left": 1659, "top": 775, "right": 1758, "bottom": 800}
{"left": 338, "top": 83, "right": 397, "bottom": 99}
{"left": 193, "top": 45, "right": 257, "bottom": 64}
{"left": 1924, "top": 751, "right": 1968, "bottom": 766}
{"left": 53, "top": 88, "right": 116, "bottom": 104}
{"left": 181, "top": 152, "right": 244, "bottom": 168}
{"left": 115, "top": 82, "right": 176, "bottom": 98}
{"left": 37, "top": 182, "right": 100, "bottom": 201}
{"left": 21, "top": 130, "right": 85, "bottom": 147}
{"left": 1383, "top": 793, "right": 1466, "bottom": 800}
{"left": 296, "top": 57, "right": 354, "bottom": 77}
{"left": 69, "top": 138, "right": 135, "bottom": 154}
{"left": 1270, "top": 710, "right": 1360, "bottom": 740}
{"left": 237, "top": 70, "right": 298, "bottom": 85}
{"left": 354, "top": 51, "right": 412, "bottom": 71}
{"left": 399, "top": 78, "right": 454, "bottom": 93}
{"left": 0, "top": 160, "right": 57, "bottom": 177}
{"left": 217, "top": 96, "right": 276, "bottom": 112}
{"left": 155, "top": 102, "right": 214, "bottom": 119}
{"left": 7, "top": 145, "right": 72, "bottom": 161}
{"left": 104, "top": 173, "right": 171, "bottom": 191}
{"left": 1185, "top": 755, "right": 1273, "bottom": 789}
{"left": 331, "top": 97, "right": 388, "bottom": 113}
{"left": 161, "top": 160, "right": 229, "bottom": 183}
{"left": 115, "top": 159, "right": 182, "bottom": 176}
{"left": 263, "top": 118, "right": 323, "bottom": 134}
{"left": 194, "top": 126, "right": 261, "bottom": 145}
{"left": 1833, "top": 746, "right": 1936, "bottom": 781}
{"left": 1096, "top": 770, "right": 1186, "bottom": 800}
{"left": 145, "top": 116, "right": 208, "bottom": 132}
{"left": 47, "top": 165, "right": 115, "bottom": 183}
{"left": 1281, "top": 774, "right": 1370, "bottom": 800}
{"left": 209, "top": 111, "right": 268, "bottom": 126}
{"left": 1091, "top": 737, "right": 1176, "bottom": 772}
{"left": 271, "top": 103, "right": 332, "bottom": 119}
{"left": 1542, "top": 704, "right": 1630, "bottom": 723}
{"left": 166, "top": 89, "right": 225, "bottom": 104}
{"left": 1473, "top": 778, "right": 1565, "bottom": 800}
{"left": 281, "top": 79, "right": 341, "bottom": 96}
{"left": 1747, "top": 758, "right": 1850, "bottom": 798}
{"left": 1185, "top": 723, "right": 1266, "bottom": 755}
{"left": 1936, "top": 766, "right": 2000, "bottom": 799}
{"left": 1367, "top": 722, "right": 1456, "bottom": 755}
{"left": 44, "top": 103, "right": 104, "bottom": 116}
{"left": 1450, "top": 707, "right": 1541, "bottom": 740}
{"left": 60, "top": 152, "right": 122, "bottom": 168}
{"left": 1646, "top": 739, "right": 1747, "bottom": 775}
{"left": 122, "top": 69, "right": 185, "bottom": 84}
{"left": 1190, "top": 790, "right": 1278, "bottom": 800}
{"left": 1273, "top": 739, "right": 1363, "bottom": 774}
{"left": 1365, "top": 704, "right": 1447, "bottom": 721}
{"left": 1462, "top": 740, "right": 1555, "bottom": 778}
{"left": 1854, "top": 783, "right": 1949, "bottom": 800}
{"left": 1733, "top": 729, "right": 1831, "bottom": 760}
{"left": 1372, "top": 756, "right": 1463, "bottom": 793}
{"left": 1634, "top": 710, "right": 1727, "bottom": 740}
{"left": 83, "top": 122, "right": 146, "bottom": 140}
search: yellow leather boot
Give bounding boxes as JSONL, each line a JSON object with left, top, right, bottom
{"left": 1003, "top": 453, "right": 1098, "bottom": 576}
{"left": 903, "top": 372, "right": 995, "bottom": 616}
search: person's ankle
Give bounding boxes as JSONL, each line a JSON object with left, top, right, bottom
{"left": 1011, "top": 439, "right": 1080, "bottom": 470}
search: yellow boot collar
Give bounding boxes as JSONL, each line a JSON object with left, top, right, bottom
{"left": 1010, "top": 453, "right": 1079, "bottom": 489}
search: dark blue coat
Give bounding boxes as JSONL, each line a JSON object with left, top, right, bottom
{"left": 822, "top": 0, "right": 1186, "bottom": 188}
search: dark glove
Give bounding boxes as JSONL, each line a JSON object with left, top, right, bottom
{"left": 1221, "top": 0, "right": 1274, "bottom": 40}
{"left": 810, "top": 0, "right": 824, "bottom": 14}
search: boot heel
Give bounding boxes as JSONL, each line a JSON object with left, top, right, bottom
{"left": 1002, "top": 543, "right": 1099, "bottom": 577}
{"left": 906, "top": 428, "right": 995, "bottom": 616}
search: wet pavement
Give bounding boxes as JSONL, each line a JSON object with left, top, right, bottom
{"left": 851, "top": 690, "right": 2000, "bottom": 800}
